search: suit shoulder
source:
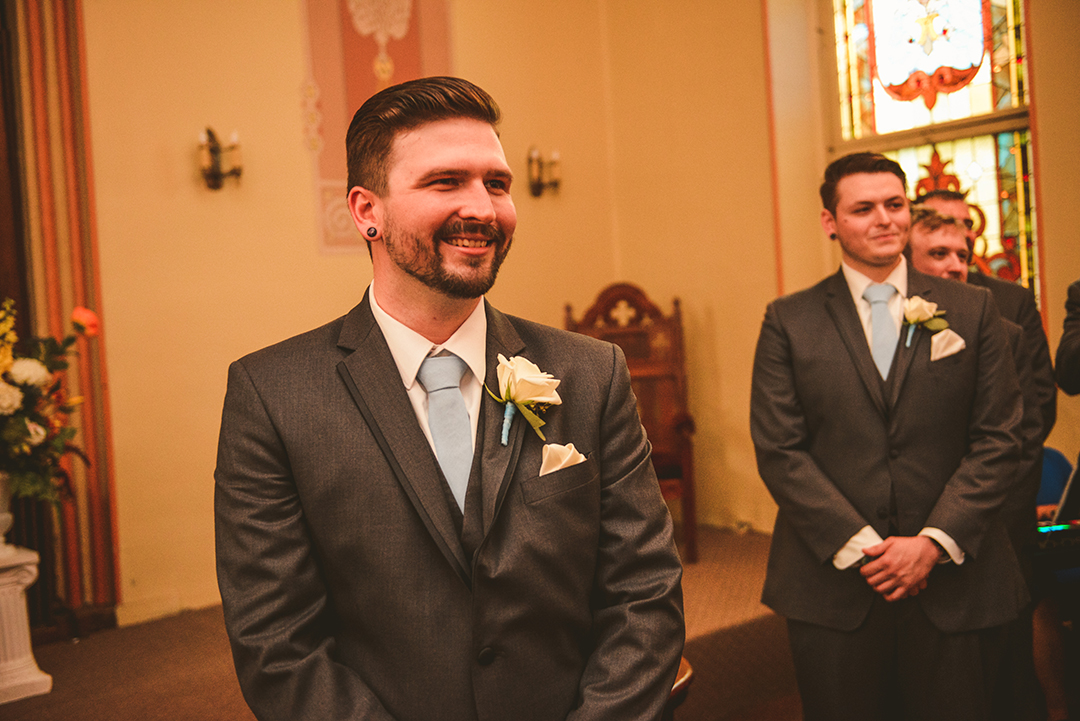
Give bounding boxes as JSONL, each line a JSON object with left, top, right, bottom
{"left": 505, "top": 314, "right": 616, "bottom": 358}
{"left": 968, "top": 272, "right": 1035, "bottom": 317}
{"left": 763, "top": 273, "right": 836, "bottom": 319}
{"left": 232, "top": 314, "right": 348, "bottom": 372}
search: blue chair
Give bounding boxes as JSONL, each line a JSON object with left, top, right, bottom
{"left": 1039, "top": 447, "right": 1073, "bottom": 507}
{"left": 1037, "top": 447, "right": 1080, "bottom": 585}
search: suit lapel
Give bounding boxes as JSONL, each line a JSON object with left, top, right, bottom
{"left": 888, "top": 269, "right": 934, "bottom": 409}
{"left": 335, "top": 293, "right": 471, "bottom": 585}
{"left": 823, "top": 270, "right": 888, "bottom": 419}
{"left": 480, "top": 302, "right": 527, "bottom": 532}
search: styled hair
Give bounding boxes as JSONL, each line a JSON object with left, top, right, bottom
{"left": 345, "top": 76, "right": 502, "bottom": 197}
{"left": 819, "top": 152, "right": 907, "bottom": 214}
{"left": 903, "top": 206, "right": 965, "bottom": 261}
{"left": 912, "top": 189, "right": 967, "bottom": 205}
{"left": 910, "top": 205, "right": 962, "bottom": 233}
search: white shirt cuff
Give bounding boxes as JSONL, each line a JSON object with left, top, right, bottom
{"left": 833, "top": 526, "right": 885, "bottom": 569}
{"left": 918, "top": 527, "right": 965, "bottom": 564}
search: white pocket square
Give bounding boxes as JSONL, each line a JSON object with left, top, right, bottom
{"left": 930, "top": 328, "right": 966, "bottom": 361}
{"left": 540, "top": 442, "right": 586, "bottom": 476}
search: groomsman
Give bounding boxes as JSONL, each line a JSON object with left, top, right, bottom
{"left": 752, "top": 152, "right": 1025, "bottom": 720}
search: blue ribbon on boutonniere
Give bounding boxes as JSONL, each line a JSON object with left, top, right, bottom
{"left": 484, "top": 354, "right": 562, "bottom": 445}
{"left": 903, "top": 295, "right": 949, "bottom": 347}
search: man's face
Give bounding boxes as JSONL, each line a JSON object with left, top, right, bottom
{"left": 919, "top": 196, "right": 976, "bottom": 248}
{"left": 908, "top": 224, "right": 970, "bottom": 282}
{"left": 376, "top": 117, "right": 516, "bottom": 299}
{"left": 821, "top": 172, "right": 910, "bottom": 276}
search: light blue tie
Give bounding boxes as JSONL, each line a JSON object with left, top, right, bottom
{"left": 417, "top": 354, "right": 472, "bottom": 512}
{"left": 863, "top": 283, "right": 898, "bottom": 379}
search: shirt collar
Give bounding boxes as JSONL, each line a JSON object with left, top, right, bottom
{"left": 841, "top": 255, "right": 908, "bottom": 302}
{"left": 368, "top": 280, "right": 488, "bottom": 390}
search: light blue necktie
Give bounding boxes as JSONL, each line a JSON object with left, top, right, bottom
{"left": 417, "top": 353, "right": 472, "bottom": 512}
{"left": 863, "top": 283, "right": 898, "bottom": 380}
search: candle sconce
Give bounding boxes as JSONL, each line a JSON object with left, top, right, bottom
{"left": 527, "top": 146, "right": 560, "bottom": 197}
{"left": 199, "top": 127, "right": 242, "bottom": 190}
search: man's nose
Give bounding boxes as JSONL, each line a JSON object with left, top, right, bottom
{"left": 458, "top": 181, "right": 497, "bottom": 223}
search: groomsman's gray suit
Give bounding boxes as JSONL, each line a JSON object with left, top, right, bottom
{"left": 751, "top": 266, "right": 1025, "bottom": 672}
{"left": 215, "top": 292, "right": 684, "bottom": 721}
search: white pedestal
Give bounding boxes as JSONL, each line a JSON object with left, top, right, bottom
{"left": 0, "top": 547, "right": 52, "bottom": 704}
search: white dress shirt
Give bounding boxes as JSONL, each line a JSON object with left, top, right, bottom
{"left": 833, "top": 258, "right": 964, "bottom": 569}
{"left": 368, "top": 281, "right": 487, "bottom": 458}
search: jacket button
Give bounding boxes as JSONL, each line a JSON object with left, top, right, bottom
{"left": 877, "top": 507, "right": 889, "bottom": 520}
{"left": 477, "top": 647, "right": 498, "bottom": 666}
{"left": 889, "top": 448, "right": 900, "bottom": 459}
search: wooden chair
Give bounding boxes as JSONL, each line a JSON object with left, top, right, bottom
{"left": 565, "top": 283, "right": 698, "bottom": 562}
{"left": 664, "top": 656, "right": 695, "bottom": 720}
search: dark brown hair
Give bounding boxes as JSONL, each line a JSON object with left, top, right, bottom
{"left": 345, "top": 76, "right": 501, "bottom": 197}
{"left": 819, "top": 152, "right": 907, "bottom": 214}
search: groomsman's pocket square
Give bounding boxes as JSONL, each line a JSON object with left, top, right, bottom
{"left": 540, "top": 442, "right": 587, "bottom": 476}
{"left": 930, "top": 328, "right": 966, "bottom": 361}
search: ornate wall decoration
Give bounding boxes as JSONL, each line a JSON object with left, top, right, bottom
{"left": 301, "top": 0, "right": 450, "bottom": 251}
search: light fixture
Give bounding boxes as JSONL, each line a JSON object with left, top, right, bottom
{"left": 199, "top": 127, "right": 242, "bottom": 190}
{"left": 527, "top": 146, "right": 560, "bottom": 197}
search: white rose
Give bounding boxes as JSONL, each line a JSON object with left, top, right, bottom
{"left": 0, "top": 380, "right": 23, "bottom": 415}
{"left": 25, "top": 420, "right": 47, "bottom": 446}
{"left": 496, "top": 354, "right": 562, "bottom": 406}
{"left": 904, "top": 296, "right": 938, "bottom": 324}
{"left": 8, "top": 358, "right": 53, "bottom": 387}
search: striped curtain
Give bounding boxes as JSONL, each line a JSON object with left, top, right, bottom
{"left": 6, "top": 0, "right": 117, "bottom": 625}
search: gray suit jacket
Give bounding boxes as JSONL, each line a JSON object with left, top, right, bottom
{"left": 750, "top": 267, "right": 1027, "bottom": 633}
{"left": 215, "top": 294, "right": 684, "bottom": 721}
{"left": 1056, "top": 278, "right": 1080, "bottom": 395}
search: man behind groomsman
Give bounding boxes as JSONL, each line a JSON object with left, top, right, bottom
{"left": 906, "top": 204, "right": 1045, "bottom": 720}
{"left": 912, "top": 190, "right": 1056, "bottom": 442}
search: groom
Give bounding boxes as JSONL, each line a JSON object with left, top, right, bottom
{"left": 214, "top": 77, "right": 684, "bottom": 721}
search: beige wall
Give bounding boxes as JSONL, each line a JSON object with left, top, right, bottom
{"left": 80, "top": 0, "right": 1080, "bottom": 625}
{"left": 1030, "top": 1, "right": 1080, "bottom": 463}
{"left": 83, "top": 0, "right": 371, "bottom": 624}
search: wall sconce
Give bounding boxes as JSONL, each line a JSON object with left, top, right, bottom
{"left": 527, "top": 146, "right": 560, "bottom": 197}
{"left": 199, "top": 127, "right": 242, "bottom": 190}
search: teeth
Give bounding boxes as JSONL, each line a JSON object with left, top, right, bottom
{"left": 446, "top": 238, "right": 489, "bottom": 248}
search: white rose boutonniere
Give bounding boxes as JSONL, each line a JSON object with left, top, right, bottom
{"left": 486, "top": 354, "right": 562, "bottom": 445}
{"left": 903, "top": 296, "right": 949, "bottom": 347}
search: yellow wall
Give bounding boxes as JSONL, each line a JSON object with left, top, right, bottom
{"left": 79, "top": 0, "right": 1080, "bottom": 624}
{"left": 83, "top": 0, "right": 371, "bottom": 624}
{"left": 1031, "top": 1, "right": 1080, "bottom": 462}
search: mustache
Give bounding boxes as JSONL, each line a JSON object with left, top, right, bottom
{"left": 434, "top": 220, "right": 505, "bottom": 245}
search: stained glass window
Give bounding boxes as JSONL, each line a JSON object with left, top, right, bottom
{"left": 831, "top": 0, "right": 1037, "bottom": 296}
{"left": 834, "top": 0, "right": 1027, "bottom": 140}
{"left": 884, "top": 132, "right": 1039, "bottom": 299}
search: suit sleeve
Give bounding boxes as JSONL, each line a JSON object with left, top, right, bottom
{"left": 923, "top": 291, "right": 1022, "bottom": 557}
{"left": 750, "top": 302, "right": 873, "bottom": 563}
{"left": 1056, "top": 279, "right": 1080, "bottom": 395}
{"left": 214, "top": 360, "right": 395, "bottom": 721}
{"left": 566, "top": 344, "right": 685, "bottom": 721}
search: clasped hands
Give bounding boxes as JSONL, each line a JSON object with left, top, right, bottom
{"left": 858, "top": 536, "right": 942, "bottom": 602}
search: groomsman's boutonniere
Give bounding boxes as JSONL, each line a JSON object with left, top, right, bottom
{"left": 486, "top": 354, "right": 562, "bottom": 445}
{"left": 903, "top": 296, "right": 949, "bottom": 347}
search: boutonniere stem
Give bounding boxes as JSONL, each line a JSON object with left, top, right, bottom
{"left": 486, "top": 355, "right": 562, "bottom": 445}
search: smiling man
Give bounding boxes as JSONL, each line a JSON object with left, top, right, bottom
{"left": 213, "top": 78, "right": 683, "bottom": 721}
{"left": 751, "top": 152, "right": 1025, "bottom": 720}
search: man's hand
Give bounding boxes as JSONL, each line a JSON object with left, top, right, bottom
{"left": 858, "top": 536, "right": 941, "bottom": 601}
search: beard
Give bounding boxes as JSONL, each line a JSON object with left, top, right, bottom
{"left": 383, "top": 218, "right": 512, "bottom": 299}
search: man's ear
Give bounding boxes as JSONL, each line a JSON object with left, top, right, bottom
{"left": 347, "top": 186, "right": 381, "bottom": 234}
{"left": 820, "top": 208, "right": 838, "bottom": 240}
